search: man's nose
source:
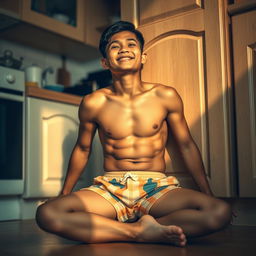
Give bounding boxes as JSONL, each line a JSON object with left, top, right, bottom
{"left": 119, "top": 47, "right": 129, "bottom": 53}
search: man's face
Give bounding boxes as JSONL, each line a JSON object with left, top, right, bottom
{"left": 101, "top": 31, "right": 147, "bottom": 73}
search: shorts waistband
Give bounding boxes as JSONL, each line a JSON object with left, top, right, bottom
{"left": 103, "top": 171, "right": 167, "bottom": 179}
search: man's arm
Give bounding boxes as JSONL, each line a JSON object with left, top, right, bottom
{"left": 163, "top": 86, "right": 213, "bottom": 196}
{"left": 60, "top": 94, "right": 98, "bottom": 196}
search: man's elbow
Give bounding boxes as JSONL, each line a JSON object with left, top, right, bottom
{"left": 80, "top": 145, "right": 91, "bottom": 152}
{"left": 76, "top": 143, "right": 91, "bottom": 153}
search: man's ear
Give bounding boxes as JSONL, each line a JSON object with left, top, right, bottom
{"left": 101, "top": 58, "right": 109, "bottom": 69}
{"left": 141, "top": 52, "right": 147, "bottom": 64}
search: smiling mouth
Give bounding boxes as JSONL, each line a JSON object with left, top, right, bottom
{"left": 117, "top": 56, "right": 134, "bottom": 61}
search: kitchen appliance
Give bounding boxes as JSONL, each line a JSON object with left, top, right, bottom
{"left": 0, "top": 66, "right": 25, "bottom": 195}
{"left": 0, "top": 49, "right": 23, "bottom": 70}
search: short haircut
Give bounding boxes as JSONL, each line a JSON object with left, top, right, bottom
{"left": 99, "top": 21, "right": 145, "bottom": 58}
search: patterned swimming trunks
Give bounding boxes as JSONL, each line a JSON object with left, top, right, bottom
{"left": 81, "top": 171, "right": 180, "bottom": 222}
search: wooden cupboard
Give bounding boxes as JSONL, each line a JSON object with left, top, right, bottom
{"left": 0, "top": 0, "right": 87, "bottom": 41}
{"left": 0, "top": 0, "right": 121, "bottom": 60}
{"left": 122, "top": 0, "right": 256, "bottom": 197}
{"left": 123, "top": 0, "right": 235, "bottom": 197}
{"left": 21, "top": 0, "right": 85, "bottom": 42}
{"left": 21, "top": 0, "right": 122, "bottom": 47}
{"left": 231, "top": 9, "right": 256, "bottom": 197}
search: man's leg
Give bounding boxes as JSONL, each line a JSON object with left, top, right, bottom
{"left": 35, "top": 190, "right": 186, "bottom": 245}
{"left": 149, "top": 188, "right": 232, "bottom": 237}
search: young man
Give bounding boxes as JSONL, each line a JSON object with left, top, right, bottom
{"left": 36, "top": 21, "right": 231, "bottom": 247}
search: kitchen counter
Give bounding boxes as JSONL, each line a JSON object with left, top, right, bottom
{"left": 26, "top": 86, "right": 82, "bottom": 106}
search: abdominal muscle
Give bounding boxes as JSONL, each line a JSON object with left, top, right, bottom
{"left": 99, "top": 128, "right": 167, "bottom": 172}
{"left": 104, "top": 154, "right": 166, "bottom": 172}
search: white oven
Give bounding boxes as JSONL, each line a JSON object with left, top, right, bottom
{"left": 0, "top": 66, "right": 25, "bottom": 195}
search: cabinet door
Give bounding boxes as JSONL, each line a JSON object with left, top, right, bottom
{"left": 24, "top": 98, "right": 103, "bottom": 198}
{"left": 232, "top": 10, "right": 256, "bottom": 197}
{"left": 123, "top": 0, "right": 234, "bottom": 196}
{"left": 21, "top": 0, "right": 85, "bottom": 42}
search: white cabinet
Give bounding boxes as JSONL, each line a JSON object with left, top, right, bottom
{"left": 24, "top": 97, "right": 103, "bottom": 198}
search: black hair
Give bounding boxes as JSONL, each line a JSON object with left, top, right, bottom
{"left": 99, "top": 21, "right": 145, "bottom": 58}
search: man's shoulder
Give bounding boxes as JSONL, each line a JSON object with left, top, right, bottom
{"left": 79, "top": 88, "right": 112, "bottom": 122}
{"left": 153, "top": 83, "right": 180, "bottom": 100}
{"left": 81, "top": 87, "right": 112, "bottom": 110}
{"left": 151, "top": 83, "right": 183, "bottom": 112}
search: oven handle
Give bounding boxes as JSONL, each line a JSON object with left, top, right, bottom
{"left": 0, "top": 92, "right": 24, "bottom": 102}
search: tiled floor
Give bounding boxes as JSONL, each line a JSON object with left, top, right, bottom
{"left": 0, "top": 219, "right": 255, "bottom": 256}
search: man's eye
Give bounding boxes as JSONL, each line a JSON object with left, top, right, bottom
{"left": 111, "top": 45, "right": 119, "bottom": 49}
{"left": 129, "top": 43, "right": 136, "bottom": 47}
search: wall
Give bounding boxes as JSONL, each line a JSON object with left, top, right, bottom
{"left": 0, "top": 39, "right": 103, "bottom": 86}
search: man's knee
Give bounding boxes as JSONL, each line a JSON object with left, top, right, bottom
{"left": 36, "top": 203, "right": 63, "bottom": 233}
{"left": 206, "top": 200, "right": 232, "bottom": 231}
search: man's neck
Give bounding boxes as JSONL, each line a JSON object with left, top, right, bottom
{"left": 112, "top": 72, "right": 144, "bottom": 97}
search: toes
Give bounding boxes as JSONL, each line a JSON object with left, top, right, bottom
{"left": 180, "top": 233, "right": 186, "bottom": 240}
{"left": 174, "top": 237, "right": 187, "bottom": 247}
{"left": 168, "top": 231, "right": 186, "bottom": 246}
{"left": 172, "top": 225, "right": 183, "bottom": 233}
{"left": 179, "top": 235, "right": 187, "bottom": 247}
{"left": 168, "top": 225, "right": 184, "bottom": 236}
{"left": 179, "top": 240, "right": 187, "bottom": 247}
{"left": 166, "top": 231, "right": 187, "bottom": 246}
{"left": 173, "top": 239, "right": 186, "bottom": 247}
{"left": 177, "top": 227, "right": 184, "bottom": 234}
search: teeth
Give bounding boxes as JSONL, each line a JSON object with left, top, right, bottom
{"left": 121, "top": 57, "right": 130, "bottom": 60}
{"left": 118, "top": 57, "right": 132, "bottom": 61}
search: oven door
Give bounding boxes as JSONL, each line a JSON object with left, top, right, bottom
{"left": 0, "top": 92, "right": 24, "bottom": 195}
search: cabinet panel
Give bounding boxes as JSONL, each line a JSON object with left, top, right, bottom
{"left": 138, "top": 0, "right": 203, "bottom": 25}
{"left": 0, "top": 0, "right": 21, "bottom": 16}
{"left": 42, "top": 114, "right": 77, "bottom": 186}
{"left": 21, "top": 0, "right": 85, "bottom": 42}
{"left": 232, "top": 10, "right": 256, "bottom": 197}
{"left": 24, "top": 98, "right": 103, "bottom": 198}
{"left": 0, "top": 0, "right": 120, "bottom": 60}
{"left": 144, "top": 33, "right": 209, "bottom": 178}
{"left": 84, "top": 0, "right": 121, "bottom": 48}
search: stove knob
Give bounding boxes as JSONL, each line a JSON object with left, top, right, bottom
{"left": 6, "top": 74, "right": 16, "bottom": 84}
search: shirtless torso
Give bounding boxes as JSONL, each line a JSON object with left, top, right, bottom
{"left": 94, "top": 83, "right": 171, "bottom": 172}
{"left": 36, "top": 23, "right": 231, "bottom": 246}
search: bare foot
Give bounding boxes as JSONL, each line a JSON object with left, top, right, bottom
{"left": 135, "top": 215, "right": 186, "bottom": 246}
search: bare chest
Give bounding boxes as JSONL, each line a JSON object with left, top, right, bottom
{"left": 96, "top": 96, "right": 167, "bottom": 139}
